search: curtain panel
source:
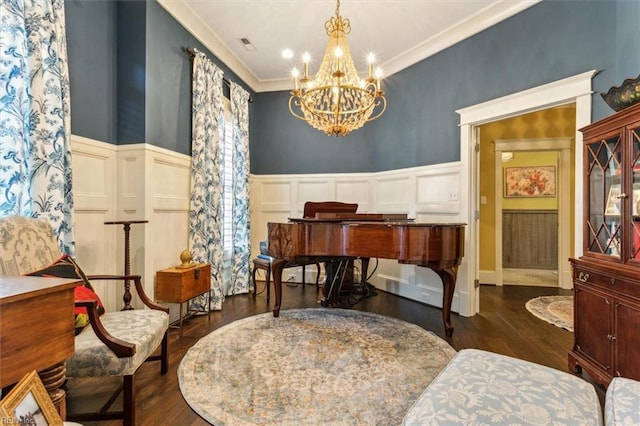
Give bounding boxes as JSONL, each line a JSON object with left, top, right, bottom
{"left": 188, "top": 49, "right": 225, "bottom": 310}
{"left": 228, "top": 83, "right": 251, "bottom": 295}
{"left": 0, "top": 0, "right": 75, "bottom": 254}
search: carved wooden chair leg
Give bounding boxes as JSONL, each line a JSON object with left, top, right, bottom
{"left": 302, "top": 265, "right": 306, "bottom": 289}
{"left": 314, "top": 262, "right": 321, "bottom": 292}
{"left": 123, "top": 375, "right": 134, "bottom": 426}
{"left": 160, "top": 332, "right": 169, "bottom": 374}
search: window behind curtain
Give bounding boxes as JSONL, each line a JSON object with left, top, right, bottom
{"left": 221, "top": 100, "right": 233, "bottom": 259}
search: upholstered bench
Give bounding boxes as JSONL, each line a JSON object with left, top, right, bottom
{"left": 252, "top": 256, "right": 321, "bottom": 301}
{"left": 606, "top": 377, "right": 640, "bottom": 425}
{"left": 403, "top": 349, "right": 603, "bottom": 425}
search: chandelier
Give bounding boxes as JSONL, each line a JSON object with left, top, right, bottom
{"left": 288, "top": 0, "right": 387, "bottom": 137}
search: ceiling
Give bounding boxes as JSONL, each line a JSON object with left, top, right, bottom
{"left": 157, "top": 0, "right": 539, "bottom": 93}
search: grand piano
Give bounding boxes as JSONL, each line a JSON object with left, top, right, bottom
{"left": 267, "top": 213, "right": 465, "bottom": 337}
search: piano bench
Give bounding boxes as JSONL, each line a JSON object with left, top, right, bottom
{"left": 251, "top": 257, "right": 321, "bottom": 302}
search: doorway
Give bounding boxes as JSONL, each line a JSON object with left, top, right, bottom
{"left": 456, "top": 70, "right": 595, "bottom": 317}
{"left": 487, "top": 135, "right": 573, "bottom": 288}
{"left": 475, "top": 111, "right": 575, "bottom": 291}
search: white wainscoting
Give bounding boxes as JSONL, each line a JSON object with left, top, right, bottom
{"left": 71, "top": 137, "right": 467, "bottom": 316}
{"left": 71, "top": 136, "right": 191, "bottom": 317}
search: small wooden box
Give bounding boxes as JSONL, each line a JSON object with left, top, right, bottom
{"left": 155, "top": 263, "right": 211, "bottom": 303}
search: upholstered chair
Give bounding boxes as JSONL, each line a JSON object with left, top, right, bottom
{"left": 0, "top": 215, "right": 169, "bottom": 426}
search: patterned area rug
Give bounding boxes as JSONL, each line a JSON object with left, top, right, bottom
{"left": 525, "top": 295, "right": 573, "bottom": 331}
{"left": 178, "top": 308, "right": 456, "bottom": 425}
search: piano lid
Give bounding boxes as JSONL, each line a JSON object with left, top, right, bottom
{"left": 289, "top": 212, "right": 412, "bottom": 222}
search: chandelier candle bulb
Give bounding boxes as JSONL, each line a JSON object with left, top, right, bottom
{"left": 292, "top": 68, "right": 299, "bottom": 90}
{"left": 302, "top": 53, "right": 310, "bottom": 79}
{"left": 367, "top": 53, "right": 375, "bottom": 80}
{"left": 288, "top": 0, "right": 387, "bottom": 136}
{"left": 375, "top": 68, "right": 383, "bottom": 91}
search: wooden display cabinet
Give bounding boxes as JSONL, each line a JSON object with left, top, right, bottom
{"left": 569, "top": 101, "right": 640, "bottom": 386}
{"left": 156, "top": 263, "right": 211, "bottom": 336}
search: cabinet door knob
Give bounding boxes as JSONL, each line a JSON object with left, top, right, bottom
{"left": 617, "top": 192, "right": 628, "bottom": 199}
{"left": 607, "top": 334, "right": 617, "bottom": 341}
{"left": 195, "top": 269, "right": 200, "bottom": 279}
{"left": 578, "top": 272, "right": 590, "bottom": 282}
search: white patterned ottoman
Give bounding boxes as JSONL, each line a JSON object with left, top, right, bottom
{"left": 605, "top": 377, "right": 640, "bottom": 425}
{"left": 403, "top": 348, "right": 602, "bottom": 425}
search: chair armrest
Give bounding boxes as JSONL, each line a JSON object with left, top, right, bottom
{"left": 133, "top": 276, "right": 169, "bottom": 313}
{"left": 76, "top": 300, "right": 136, "bottom": 358}
{"left": 86, "top": 274, "right": 169, "bottom": 313}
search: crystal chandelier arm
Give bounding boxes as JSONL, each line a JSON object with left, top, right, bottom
{"left": 366, "top": 96, "right": 387, "bottom": 123}
{"left": 288, "top": 94, "right": 307, "bottom": 122}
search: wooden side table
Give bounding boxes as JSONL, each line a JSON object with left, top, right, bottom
{"left": 155, "top": 263, "right": 211, "bottom": 336}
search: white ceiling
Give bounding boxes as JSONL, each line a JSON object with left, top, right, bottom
{"left": 158, "top": 0, "right": 539, "bottom": 93}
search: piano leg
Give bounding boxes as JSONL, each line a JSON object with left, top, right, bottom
{"left": 433, "top": 266, "right": 459, "bottom": 338}
{"left": 272, "top": 258, "right": 286, "bottom": 317}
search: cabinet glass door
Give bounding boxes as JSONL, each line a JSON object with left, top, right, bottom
{"left": 630, "top": 125, "right": 640, "bottom": 261}
{"left": 586, "top": 134, "right": 622, "bottom": 257}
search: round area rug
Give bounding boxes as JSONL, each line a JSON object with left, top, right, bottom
{"left": 525, "top": 295, "right": 573, "bottom": 331}
{"left": 178, "top": 308, "right": 456, "bottom": 425}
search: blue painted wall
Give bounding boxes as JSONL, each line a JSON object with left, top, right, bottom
{"left": 117, "top": 0, "right": 146, "bottom": 143}
{"left": 65, "top": 1, "right": 640, "bottom": 172}
{"left": 65, "top": 0, "right": 117, "bottom": 143}
{"left": 65, "top": 0, "right": 254, "bottom": 155}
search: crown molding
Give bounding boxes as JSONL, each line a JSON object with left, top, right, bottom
{"left": 382, "top": 0, "right": 541, "bottom": 78}
{"left": 156, "top": 0, "right": 261, "bottom": 92}
{"left": 158, "top": 0, "right": 541, "bottom": 94}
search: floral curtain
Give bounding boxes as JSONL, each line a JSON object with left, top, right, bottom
{"left": 228, "top": 82, "right": 251, "bottom": 295}
{"left": 188, "top": 49, "right": 225, "bottom": 310}
{"left": 0, "top": 0, "right": 75, "bottom": 254}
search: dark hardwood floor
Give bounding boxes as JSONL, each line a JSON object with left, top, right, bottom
{"left": 68, "top": 281, "right": 598, "bottom": 425}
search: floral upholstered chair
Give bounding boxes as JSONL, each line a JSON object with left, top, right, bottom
{"left": 0, "top": 215, "right": 169, "bottom": 426}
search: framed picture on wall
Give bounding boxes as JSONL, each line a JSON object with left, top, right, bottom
{"left": 504, "top": 166, "right": 556, "bottom": 197}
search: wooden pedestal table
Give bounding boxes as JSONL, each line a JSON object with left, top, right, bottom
{"left": 0, "top": 276, "right": 79, "bottom": 419}
{"left": 104, "top": 220, "right": 148, "bottom": 310}
{"left": 155, "top": 263, "right": 211, "bottom": 336}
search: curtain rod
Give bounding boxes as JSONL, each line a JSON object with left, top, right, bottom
{"left": 185, "top": 47, "right": 254, "bottom": 103}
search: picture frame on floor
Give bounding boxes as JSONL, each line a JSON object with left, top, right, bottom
{"left": 0, "top": 370, "right": 62, "bottom": 425}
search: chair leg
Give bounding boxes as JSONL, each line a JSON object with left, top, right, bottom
{"left": 252, "top": 263, "right": 258, "bottom": 297}
{"left": 302, "top": 265, "right": 306, "bottom": 289}
{"left": 123, "top": 375, "right": 134, "bottom": 426}
{"left": 160, "top": 332, "right": 169, "bottom": 374}
{"left": 314, "top": 262, "right": 321, "bottom": 292}
{"left": 266, "top": 265, "right": 271, "bottom": 302}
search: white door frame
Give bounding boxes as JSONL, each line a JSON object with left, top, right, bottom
{"left": 493, "top": 138, "right": 573, "bottom": 289}
{"left": 456, "top": 70, "right": 595, "bottom": 316}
